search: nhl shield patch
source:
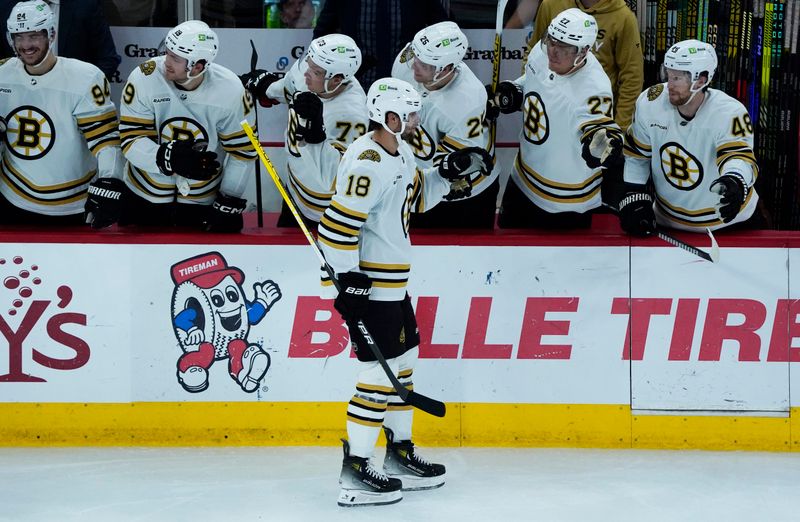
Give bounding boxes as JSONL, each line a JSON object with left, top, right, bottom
{"left": 139, "top": 60, "right": 156, "bottom": 75}
{"left": 647, "top": 84, "right": 664, "bottom": 101}
{"left": 358, "top": 150, "right": 381, "bottom": 162}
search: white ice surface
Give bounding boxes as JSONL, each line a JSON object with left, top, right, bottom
{"left": 1, "top": 446, "right": 799, "bottom": 522}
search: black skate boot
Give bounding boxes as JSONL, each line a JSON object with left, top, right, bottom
{"left": 383, "top": 427, "right": 446, "bottom": 491}
{"left": 338, "top": 439, "right": 403, "bottom": 507}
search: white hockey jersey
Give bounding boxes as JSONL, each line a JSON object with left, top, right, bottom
{"left": 0, "top": 57, "right": 122, "bottom": 215}
{"left": 119, "top": 56, "right": 257, "bottom": 205}
{"left": 318, "top": 132, "right": 451, "bottom": 301}
{"left": 285, "top": 81, "right": 368, "bottom": 222}
{"left": 391, "top": 46, "right": 499, "bottom": 197}
{"left": 624, "top": 84, "right": 759, "bottom": 231}
{"left": 510, "top": 42, "right": 619, "bottom": 214}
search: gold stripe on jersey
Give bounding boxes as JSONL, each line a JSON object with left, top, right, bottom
{"left": 355, "top": 383, "right": 395, "bottom": 395}
{"left": 319, "top": 200, "right": 367, "bottom": 248}
{"left": 1, "top": 156, "right": 92, "bottom": 205}
{"left": 359, "top": 260, "right": 410, "bottom": 289}
{"left": 120, "top": 115, "right": 157, "bottom": 153}
{"left": 220, "top": 128, "right": 257, "bottom": 161}
{"left": 656, "top": 189, "right": 757, "bottom": 228}
{"left": 412, "top": 170, "right": 426, "bottom": 212}
{"left": 716, "top": 141, "right": 759, "bottom": 173}
{"left": 515, "top": 154, "right": 602, "bottom": 203}
{"left": 578, "top": 117, "right": 618, "bottom": 142}
{"left": 77, "top": 110, "right": 120, "bottom": 155}
{"left": 287, "top": 164, "right": 333, "bottom": 214}
{"left": 623, "top": 130, "right": 652, "bottom": 159}
{"left": 126, "top": 163, "right": 220, "bottom": 201}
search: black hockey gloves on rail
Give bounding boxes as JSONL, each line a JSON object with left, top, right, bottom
{"left": 84, "top": 177, "right": 125, "bottom": 229}
{"left": 156, "top": 139, "right": 220, "bottom": 181}
{"left": 710, "top": 173, "right": 748, "bottom": 223}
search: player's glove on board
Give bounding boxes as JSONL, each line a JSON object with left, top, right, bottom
{"left": 618, "top": 190, "right": 656, "bottom": 237}
{"left": 204, "top": 193, "right": 246, "bottom": 233}
{"left": 156, "top": 139, "right": 220, "bottom": 180}
{"left": 710, "top": 173, "right": 748, "bottom": 223}
{"left": 84, "top": 177, "right": 125, "bottom": 229}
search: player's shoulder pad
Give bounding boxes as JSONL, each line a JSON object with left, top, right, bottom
{"left": 646, "top": 84, "right": 664, "bottom": 102}
{"left": 139, "top": 60, "right": 157, "bottom": 75}
{"left": 357, "top": 149, "right": 381, "bottom": 162}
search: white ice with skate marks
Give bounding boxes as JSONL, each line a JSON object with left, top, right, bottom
{"left": 1, "top": 446, "right": 799, "bottom": 521}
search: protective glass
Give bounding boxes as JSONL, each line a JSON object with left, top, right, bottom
{"left": 660, "top": 66, "right": 692, "bottom": 85}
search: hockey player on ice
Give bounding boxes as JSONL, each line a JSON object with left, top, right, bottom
{"left": 240, "top": 34, "right": 369, "bottom": 227}
{"left": 318, "top": 77, "right": 491, "bottom": 507}
{"left": 0, "top": 0, "right": 124, "bottom": 228}
{"left": 618, "top": 39, "right": 761, "bottom": 234}
{"left": 118, "top": 21, "right": 257, "bottom": 232}
{"left": 490, "top": 8, "right": 624, "bottom": 229}
{"left": 391, "top": 21, "right": 500, "bottom": 229}
{"left": 170, "top": 252, "right": 282, "bottom": 393}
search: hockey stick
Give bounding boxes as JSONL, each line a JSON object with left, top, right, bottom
{"left": 603, "top": 203, "right": 720, "bottom": 262}
{"left": 249, "top": 40, "right": 264, "bottom": 228}
{"left": 240, "top": 120, "right": 447, "bottom": 418}
{"left": 489, "top": 0, "right": 509, "bottom": 147}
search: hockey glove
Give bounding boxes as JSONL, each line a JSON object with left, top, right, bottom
{"left": 204, "top": 193, "right": 246, "bottom": 233}
{"left": 239, "top": 69, "right": 280, "bottom": 107}
{"left": 493, "top": 81, "right": 524, "bottom": 114}
{"left": 292, "top": 91, "right": 326, "bottom": 144}
{"left": 334, "top": 271, "right": 372, "bottom": 323}
{"left": 710, "top": 173, "right": 748, "bottom": 223}
{"left": 618, "top": 190, "right": 656, "bottom": 237}
{"left": 84, "top": 177, "right": 125, "bottom": 229}
{"left": 156, "top": 139, "right": 220, "bottom": 181}
{"left": 581, "top": 129, "right": 624, "bottom": 170}
{"left": 484, "top": 85, "right": 500, "bottom": 122}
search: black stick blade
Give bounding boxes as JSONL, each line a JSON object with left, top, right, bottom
{"left": 405, "top": 391, "right": 446, "bottom": 418}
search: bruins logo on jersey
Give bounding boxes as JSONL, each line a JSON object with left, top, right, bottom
{"left": 159, "top": 117, "right": 209, "bottom": 144}
{"left": 139, "top": 60, "right": 156, "bottom": 76}
{"left": 659, "top": 141, "right": 704, "bottom": 190}
{"left": 357, "top": 149, "right": 381, "bottom": 162}
{"left": 647, "top": 84, "right": 664, "bottom": 101}
{"left": 407, "top": 125, "right": 436, "bottom": 161}
{"left": 522, "top": 92, "right": 549, "bottom": 145}
{"left": 5, "top": 105, "right": 56, "bottom": 160}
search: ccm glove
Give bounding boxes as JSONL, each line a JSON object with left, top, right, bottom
{"left": 709, "top": 173, "right": 748, "bottom": 223}
{"left": 582, "top": 129, "right": 624, "bottom": 170}
{"left": 204, "top": 193, "right": 246, "bottom": 233}
{"left": 334, "top": 271, "right": 372, "bottom": 323}
{"left": 618, "top": 191, "right": 656, "bottom": 237}
{"left": 84, "top": 177, "right": 125, "bottom": 229}
{"left": 239, "top": 69, "right": 280, "bottom": 107}
{"left": 156, "top": 139, "right": 220, "bottom": 180}
{"left": 292, "top": 91, "right": 326, "bottom": 144}
{"left": 438, "top": 147, "right": 494, "bottom": 201}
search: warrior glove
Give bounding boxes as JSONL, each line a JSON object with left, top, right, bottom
{"left": 438, "top": 147, "right": 493, "bottom": 201}
{"left": 618, "top": 190, "right": 656, "bottom": 237}
{"left": 204, "top": 193, "right": 246, "bottom": 233}
{"left": 710, "top": 173, "right": 748, "bottom": 223}
{"left": 239, "top": 69, "right": 280, "bottom": 107}
{"left": 334, "top": 271, "right": 372, "bottom": 323}
{"left": 156, "top": 139, "right": 220, "bottom": 181}
{"left": 292, "top": 91, "right": 326, "bottom": 144}
{"left": 84, "top": 177, "right": 125, "bottom": 229}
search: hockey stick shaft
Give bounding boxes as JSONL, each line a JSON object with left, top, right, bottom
{"left": 240, "top": 121, "right": 446, "bottom": 418}
{"left": 489, "top": 0, "right": 509, "bottom": 146}
{"left": 249, "top": 40, "right": 264, "bottom": 228}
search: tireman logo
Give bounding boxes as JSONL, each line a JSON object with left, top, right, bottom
{"left": 0, "top": 255, "right": 89, "bottom": 383}
{"left": 5, "top": 105, "right": 55, "bottom": 160}
{"left": 169, "top": 252, "right": 282, "bottom": 393}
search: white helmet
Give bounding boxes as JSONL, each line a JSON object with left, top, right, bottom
{"left": 6, "top": 0, "right": 55, "bottom": 50}
{"left": 411, "top": 21, "right": 467, "bottom": 82}
{"left": 306, "top": 34, "right": 362, "bottom": 93}
{"left": 367, "top": 77, "right": 421, "bottom": 136}
{"left": 663, "top": 39, "right": 718, "bottom": 86}
{"left": 547, "top": 8, "right": 598, "bottom": 50}
{"left": 164, "top": 20, "right": 218, "bottom": 79}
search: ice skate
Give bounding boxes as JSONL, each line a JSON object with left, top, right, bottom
{"left": 383, "top": 427, "right": 445, "bottom": 490}
{"left": 338, "top": 439, "right": 402, "bottom": 507}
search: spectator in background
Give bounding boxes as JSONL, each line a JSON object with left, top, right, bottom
{"left": 0, "top": 0, "right": 121, "bottom": 80}
{"left": 505, "top": 0, "right": 540, "bottom": 28}
{"left": 528, "top": 0, "right": 642, "bottom": 130}
{"left": 313, "top": 0, "right": 448, "bottom": 90}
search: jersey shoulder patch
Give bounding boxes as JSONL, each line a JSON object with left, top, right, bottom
{"left": 647, "top": 84, "right": 664, "bottom": 101}
{"left": 357, "top": 149, "right": 381, "bottom": 162}
{"left": 139, "top": 60, "right": 156, "bottom": 76}
{"left": 398, "top": 43, "right": 414, "bottom": 64}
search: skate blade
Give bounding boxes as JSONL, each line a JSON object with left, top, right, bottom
{"left": 386, "top": 473, "right": 445, "bottom": 491}
{"left": 337, "top": 488, "right": 402, "bottom": 507}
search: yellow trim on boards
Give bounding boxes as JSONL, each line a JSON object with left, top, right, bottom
{"left": 0, "top": 402, "right": 796, "bottom": 451}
